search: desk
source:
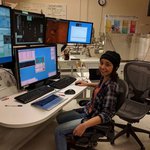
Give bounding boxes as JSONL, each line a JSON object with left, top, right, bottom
{"left": 58, "top": 56, "right": 80, "bottom": 76}
{"left": 0, "top": 82, "right": 87, "bottom": 128}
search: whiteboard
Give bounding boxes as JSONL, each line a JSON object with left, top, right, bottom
{"left": 18, "top": 2, "right": 67, "bottom": 19}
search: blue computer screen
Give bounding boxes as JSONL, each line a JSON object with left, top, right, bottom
{"left": 67, "top": 20, "right": 93, "bottom": 44}
{"left": 0, "top": 5, "right": 12, "bottom": 64}
{"left": 16, "top": 45, "right": 57, "bottom": 88}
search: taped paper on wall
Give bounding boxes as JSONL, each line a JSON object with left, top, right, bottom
{"left": 18, "top": 2, "right": 67, "bottom": 19}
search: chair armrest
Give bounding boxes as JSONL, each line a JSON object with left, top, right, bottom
{"left": 78, "top": 99, "right": 89, "bottom": 106}
{"left": 145, "top": 97, "right": 150, "bottom": 105}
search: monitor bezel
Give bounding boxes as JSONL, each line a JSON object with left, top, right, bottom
{"left": 45, "top": 17, "right": 69, "bottom": 44}
{"left": 0, "top": 5, "right": 13, "bottom": 65}
{"left": 12, "top": 9, "right": 45, "bottom": 46}
{"left": 67, "top": 20, "right": 93, "bottom": 44}
{"left": 15, "top": 44, "right": 58, "bottom": 90}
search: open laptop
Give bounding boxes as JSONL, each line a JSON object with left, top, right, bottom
{"left": 31, "top": 94, "right": 65, "bottom": 110}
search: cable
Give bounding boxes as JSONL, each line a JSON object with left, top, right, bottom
{"left": 99, "top": 6, "right": 104, "bottom": 33}
{"left": 106, "top": 32, "right": 116, "bottom": 51}
{"left": 87, "top": 0, "right": 89, "bottom": 21}
{"left": 79, "top": 0, "right": 81, "bottom": 20}
{"left": 0, "top": 67, "right": 14, "bottom": 76}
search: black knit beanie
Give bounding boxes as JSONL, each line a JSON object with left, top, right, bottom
{"left": 100, "top": 51, "right": 121, "bottom": 68}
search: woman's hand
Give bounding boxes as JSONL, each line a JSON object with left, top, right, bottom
{"left": 73, "top": 123, "right": 87, "bottom": 137}
{"left": 75, "top": 80, "right": 98, "bottom": 88}
{"left": 75, "top": 80, "right": 88, "bottom": 86}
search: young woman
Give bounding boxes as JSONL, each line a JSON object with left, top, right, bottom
{"left": 55, "top": 50, "right": 121, "bottom": 150}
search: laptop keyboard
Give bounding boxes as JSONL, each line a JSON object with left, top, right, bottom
{"left": 31, "top": 94, "right": 64, "bottom": 110}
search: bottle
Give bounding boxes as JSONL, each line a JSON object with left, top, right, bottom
{"left": 64, "top": 49, "right": 70, "bottom": 60}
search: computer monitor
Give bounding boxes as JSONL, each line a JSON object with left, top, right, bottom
{"left": 67, "top": 20, "right": 93, "bottom": 44}
{"left": 0, "top": 5, "right": 13, "bottom": 65}
{"left": 45, "top": 18, "right": 69, "bottom": 44}
{"left": 148, "top": 0, "right": 150, "bottom": 16}
{"left": 15, "top": 45, "right": 58, "bottom": 89}
{"left": 12, "top": 9, "right": 45, "bottom": 46}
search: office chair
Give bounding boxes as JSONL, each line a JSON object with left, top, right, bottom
{"left": 66, "top": 79, "right": 128, "bottom": 150}
{"left": 124, "top": 61, "right": 150, "bottom": 104}
{"left": 112, "top": 61, "right": 150, "bottom": 150}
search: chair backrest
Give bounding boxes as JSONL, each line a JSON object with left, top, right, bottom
{"left": 124, "top": 61, "right": 150, "bottom": 102}
{"left": 116, "top": 79, "right": 128, "bottom": 112}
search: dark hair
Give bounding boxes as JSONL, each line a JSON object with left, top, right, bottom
{"left": 111, "top": 68, "right": 119, "bottom": 81}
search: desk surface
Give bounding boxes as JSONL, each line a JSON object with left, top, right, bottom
{"left": 80, "top": 57, "right": 99, "bottom": 62}
{"left": 0, "top": 82, "right": 87, "bottom": 128}
{"left": 58, "top": 55, "right": 99, "bottom": 62}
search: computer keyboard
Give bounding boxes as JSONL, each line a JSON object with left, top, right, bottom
{"left": 15, "top": 86, "right": 54, "bottom": 104}
{"left": 50, "top": 76, "right": 76, "bottom": 89}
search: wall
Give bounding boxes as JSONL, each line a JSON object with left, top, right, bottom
{"left": 6, "top": 0, "right": 150, "bottom": 37}
{"left": 4, "top": 0, "right": 150, "bottom": 60}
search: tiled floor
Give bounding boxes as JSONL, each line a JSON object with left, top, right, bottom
{"left": 20, "top": 99, "right": 150, "bottom": 150}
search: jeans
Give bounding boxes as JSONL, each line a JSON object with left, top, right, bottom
{"left": 55, "top": 109, "right": 87, "bottom": 150}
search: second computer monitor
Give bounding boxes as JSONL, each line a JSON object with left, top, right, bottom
{"left": 12, "top": 9, "right": 45, "bottom": 46}
{"left": 45, "top": 18, "right": 69, "bottom": 44}
{"left": 67, "top": 20, "right": 93, "bottom": 44}
{"left": 15, "top": 45, "right": 58, "bottom": 89}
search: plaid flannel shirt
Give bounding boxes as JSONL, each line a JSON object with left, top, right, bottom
{"left": 84, "top": 77, "right": 119, "bottom": 124}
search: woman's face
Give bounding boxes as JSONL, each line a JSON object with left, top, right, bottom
{"left": 99, "top": 58, "right": 114, "bottom": 77}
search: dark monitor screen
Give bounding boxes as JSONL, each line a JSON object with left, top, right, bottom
{"left": 0, "top": 5, "right": 13, "bottom": 65}
{"left": 67, "top": 20, "right": 93, "bottom": 44}
{"left": 15, "top": 45, "right": 58, "bottom": 89}
{"left": 12, "top": 9, "right": 45, "bottom": 46}
{"left": 148, "top": 0, "right": 150, "bottom": 16}
{"left": 45, "top": 18, "right": 69, "bottom": 44}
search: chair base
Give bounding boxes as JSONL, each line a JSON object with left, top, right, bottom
{"left": 112, "top": 123, "right": 150, "bottom": 150}
{"left": 67, "top": 138, "right": 97, "bottom": 150}
{"left": 67, "top": 144, "right": 97, "bottom": 150}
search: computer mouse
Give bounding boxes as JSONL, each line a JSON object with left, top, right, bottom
{"left": 64, "top": 89, "right": 76, "bottom": 95}
{"left": 75, "top": 82, "right": 81, "bottom": 85}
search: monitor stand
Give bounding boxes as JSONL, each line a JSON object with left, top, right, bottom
{"left": 25, "top": 81, "right": 45, "bottom": 91}
{"left": 44, "top": 72, "right": 61, "bottom": 86}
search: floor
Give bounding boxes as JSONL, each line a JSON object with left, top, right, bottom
{"left": 20, "top": 99, "right": 150, "bottom": 150}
